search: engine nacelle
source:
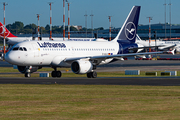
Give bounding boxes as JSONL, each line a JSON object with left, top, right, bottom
{"left": 17, "top": 66, "right": 40, "bottom": 73}
{"left": 71, "top": 60, "right": 93, "bottom": 74}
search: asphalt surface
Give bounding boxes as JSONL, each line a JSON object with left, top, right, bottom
{"left": 0, "top": 54, "right": 180, "bottom": 85}
{"left": 0, "top": 77, "right": 180, "bottom": 86}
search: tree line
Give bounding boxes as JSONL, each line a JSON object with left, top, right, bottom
{"left": 6, "top": 21, "right": 104, "bottom": 35}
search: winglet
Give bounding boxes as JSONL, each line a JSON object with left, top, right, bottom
{"left": 113, "top": 6, "right": 141, "bottom": 43}
{"left": 164, "top": 49, "right": 175, "bottom": 55}
{"left": 0, "top": 22, "right": 17, "bottom": 38}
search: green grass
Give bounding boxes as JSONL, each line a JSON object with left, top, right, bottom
{"left": 0, "top": 67, "right": 71, "bottom": 73}
{"left": 0, "top": 85, "right": 180, "bottom": 119}
{"left": 0, "top": 67, "right": 180, "bottom": 77}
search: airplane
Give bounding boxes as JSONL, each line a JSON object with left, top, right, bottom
{"left": 0, "top": 22, "right": 96, "bottom": 46}
{"left": 5, "top": 6, "right": 165, "bottom": 78}
{"left": 0, "top": 22, "right": 44, "bottom": 45}
{"left": 135, "top": 34, "right": 177, "bottom": 53}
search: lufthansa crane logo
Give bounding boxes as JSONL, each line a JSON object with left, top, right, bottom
{"left": 125, "top": 22, "right": 136, "bottom": 40}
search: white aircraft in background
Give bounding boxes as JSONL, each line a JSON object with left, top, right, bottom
{"left": 5, "top": 6, "right": 166, "bottom": 78}
{"left": 135, "top": 34, "right": 177, "bottom": 53}
{"left": 0, "top": 22, "right": 96, "bottom": 46}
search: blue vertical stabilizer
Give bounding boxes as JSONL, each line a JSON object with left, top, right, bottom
{"left": 113, "top": 6, "right": 141, "bottom": 43}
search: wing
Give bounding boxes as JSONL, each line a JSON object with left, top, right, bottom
{"left": 129, "top": 44, "right": 176, "bottom": 53}
{"left": 128, "top": 45, "right": 165, "bottom": 51}
{"left": 64, "top": 51, "right": 164, "bottom": 63}
{"left": 158, "top": 44, "right": 176, "bottom": 50}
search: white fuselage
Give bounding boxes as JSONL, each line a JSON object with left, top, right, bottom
{"left": 136, "top": 39, "right": 180, "bottom": 51}
{"left": 7, "top": 37, "right": 96, "bottom": 45}
{"left": 5, "top": 41, "right": 119, "bottom": 67}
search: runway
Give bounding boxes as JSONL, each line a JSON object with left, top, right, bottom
{"left": 1, "top": 54, "right": 180, "bottom": 67}
{"left": 0, "top": 77, "right": 180, "bottom": 86}
{"left": 0, "top": 54, "right": 180, "bottom": 86}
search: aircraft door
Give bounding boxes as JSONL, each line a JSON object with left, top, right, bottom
{"left": 32, "top": 43, "right": 40, "bottom": 57}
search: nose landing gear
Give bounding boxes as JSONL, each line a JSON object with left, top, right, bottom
{"left": 25, "top": 67, "right": 31, "bottom": 78}
{"left": 25, "top": 72, "right": 31, "bottom": 77}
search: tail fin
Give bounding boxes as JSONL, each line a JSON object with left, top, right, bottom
{"left": 136, "top": 34, "right": 142, "bottom": 41}
{"left": 0, "top": 22, "right": 17, "bottom": 38}
{"left": 113, "top": 6, "right": 141, "bottom": 43}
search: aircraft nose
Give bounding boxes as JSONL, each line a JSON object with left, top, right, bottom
{"left": 5, "top": 52, "right": 10, "bottom": 62}
{"left": 5, "top": 52, "right": 15, "bottom": 64}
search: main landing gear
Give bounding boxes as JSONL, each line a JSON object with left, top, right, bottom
{"left": 87, "top": 65, "right": 97, "bottom": 78}
{"left": 24, "top": 70, "right": 62, "bottom": 78}
{"left": 87, "top": 71, "right": 97, "bottom": 78}
{"left": 51, "top": 68, "right": 62, "bottom": 78}
{"left": 24, "top": 67, "right": 96, "bottom": 78}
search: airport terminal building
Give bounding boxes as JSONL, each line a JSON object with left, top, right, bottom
{"left": 137, "top": 23, "right": 180, "bottom": 40}
{"left": 98, "top": 23, "right": 180, "bottom": 40}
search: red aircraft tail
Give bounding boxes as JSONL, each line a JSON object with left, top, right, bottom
{"left": 0, "top": 22, "right": 17, "bottom": 38}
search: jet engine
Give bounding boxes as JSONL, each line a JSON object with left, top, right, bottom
{"left": 17, "top": 66, "right": 40, "bottom": 73}
{"left": 71, "top": 60, "right": 93, "bottom": 74}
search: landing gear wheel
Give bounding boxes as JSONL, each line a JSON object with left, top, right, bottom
{"left": 87, "top": 71, "right": 97, "bottom": 78}
{"left": 25, "top": 72, "right": 31, "bottom": 77}
{"left": 56, "top": 71, "right": 62, "bottom": 78}
{"left": 51, "top": 71, "right": 62, "bottom": 78}
{"left": 51, "top": 71, "right": 56, "bottom": 78}
{"left": 87, "top": 72, "right": 92, "bottom": 78}
{"left": 91, "top": 71, "right": 97, "bottom": 78}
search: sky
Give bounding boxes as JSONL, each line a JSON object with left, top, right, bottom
{"left": 0, "top": 0, "right": 179, "bottom": 29}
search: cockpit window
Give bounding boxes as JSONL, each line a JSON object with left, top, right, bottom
{"left": 12, "top": 47, "right": 27, "bottom": 51}
{"left": 23, "top": 47, "right": 27, "bottom": 51}
{"left": 13, "top": 47, "right": 19, "bottom": 51}
{"left": 19, "top": 47, "right": 23, "bottom": 51}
